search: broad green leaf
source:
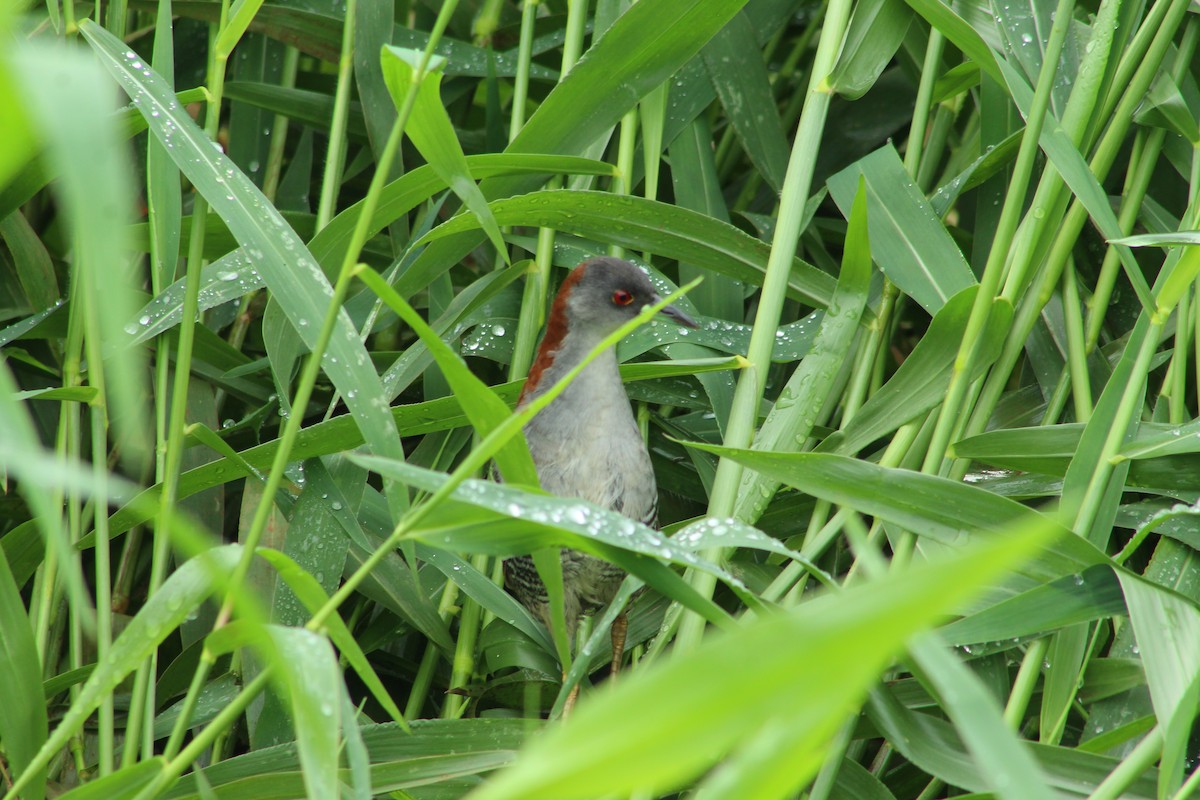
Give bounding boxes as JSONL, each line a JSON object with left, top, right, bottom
{"left": 1117, "top": 573, "right": 1200, "bottom": 797}
{"left": 686, "top": 445, "right": 1109, "bottom": 584}
{"left": 55, "top": 760, "right": 165, "bottom": 800}
{"left": 415, "top": 190, "right": 836, "bottom": 309}
{"left": 12, "top": 386, "right": 98, "bottom": 404}
{"left": 951, "top": 424, "right": 1082, "bottom": 474}
{"left": 381, "top": 264, "right": 528, "bottom": 398}
{"left": 152, "top": 674, "right": 240, "bottom": 741}
{"left": 309, "top": 152, "right": 614, "bottom": 274}
{"left": 940, "top": 564, "right": 1126, "bottom": 645}
{"left": 223, "top": 81, "right": 369, "bottom": 138}
{"left": 992, "top": 0, "right": 1078, "bottom": 117}
{"left": 868, "top": 683, "right": 1157, "bottom": 797}
{"left": 1133, "top": 71, "right": 1200, "bottom": 144}
{"left": 669, "top": 115, "right": 743, "bottom": 321}
{"left": 625, "top": 312, "right": 820, "bottom": 364}
{"left": 266, "top": 626, "right": 341, "bottom": 800}
{"left": 827, "top": 145, "right": 975, "bottom": 314}
{"left": 954, "top": 421, "right": 1200, "bottom": 495}
{"left": 163, "top": 719, "right": 531, "bottom": 799}
{"left": 348, "top": 455, "right": 739, "bottom": 628}
{"left": 381, "top": 46, "right": 507, "bottom": 261}
{"left": 127, "top": 0, "right": 555, "bottom": 79}
{"left": 671, "top": 517, "right": 834, "bottom": 587}
{"left": 503, "top": 0, "right": 752, "bottom": 171}
{"left": 829, "top": 0, "right": 913, "bottom": 100}
{"left": 828, "top": 758, "right": 898, "bottom": 800}
{"left": 255, "top": 547, "right": 408, "bottom": 730}
{"left": 344, "top": 491, "right": 456, "bottom": 654}
{"left": 467, "top": 519, "right": 1052, "bottom": 800}
{"left": 700, "top": 11, "right": 788, "bottom": 191}
{"left": 1081, "top": 658, "right": 1147, "bottom": 705}
{"left": 930, "top": 129, "right": 1023, "bottom": 216}
{"left": 0, "top": 210, "right": 58, "bottom": 311}
{"left": 399, "top": 0, "right": 772, "bottom": 300}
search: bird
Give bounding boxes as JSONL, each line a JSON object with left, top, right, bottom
{"left": 504, "top": 256, "right": 698, "bottom": 689}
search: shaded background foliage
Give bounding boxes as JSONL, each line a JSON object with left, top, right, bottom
{"left": 2, "top": 0, "right": 1200, "bottom": 798}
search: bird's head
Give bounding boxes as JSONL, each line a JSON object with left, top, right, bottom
{"left": 520, "top": 258, "right": 699, "bottom": 403}
{"left": 554, "top": 256, "right": 698, "bottom": 338}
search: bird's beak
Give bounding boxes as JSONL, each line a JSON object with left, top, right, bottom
{"left": 656, "top": 301, "right": 700, "bottom": 329}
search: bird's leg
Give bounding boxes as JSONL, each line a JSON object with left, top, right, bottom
{"left": 610, "top": 611, "right": 628, "bottom": 677}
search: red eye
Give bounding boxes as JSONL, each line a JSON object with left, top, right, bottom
{"left": 612, "top": 289, "right": 634, "bottom": 306}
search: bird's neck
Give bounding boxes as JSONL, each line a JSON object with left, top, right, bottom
{"left": 519, "top": 324, "right": 619, "bottom": 409}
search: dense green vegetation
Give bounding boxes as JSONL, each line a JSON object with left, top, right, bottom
{"left": 2, "top": 0, "right": 1200, "bottom": 797}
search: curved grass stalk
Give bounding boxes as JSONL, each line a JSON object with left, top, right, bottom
{"left": 676, "top": 0, "right": 855, "bottom": 653}
{"left": 314, "top": 0, "right": 356, "bottom": 230}
{"left": 920, "top": 0, "right": 1074, "bottom": 475}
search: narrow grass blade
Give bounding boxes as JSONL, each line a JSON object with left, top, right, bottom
{"left": 256, "top": 548, "right": 408, "bottom": 729}
{"left": 12, "top": 41, "right": 148, "bottom": 466}
{"left": 356, "top": 265, "right": 536, "bottom": 485}
{"left": 910, "top": 635, "right": 1056, "bottom": 800}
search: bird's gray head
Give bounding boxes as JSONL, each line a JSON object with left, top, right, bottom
{"left": 559, "top": 257, "right": 697, "bottom": 337}
{"left": 519, "top": 257, "right": 700, "bottom": 404}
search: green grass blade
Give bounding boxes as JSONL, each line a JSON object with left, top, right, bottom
{"left": 699, "top": 11, "right": 789, "bottom": 191}
{"left": 467, "top": 518, "right": 1053, "bottom": 800}
{"left": 356, "top": 265, "right": 536, "bottom": 484}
